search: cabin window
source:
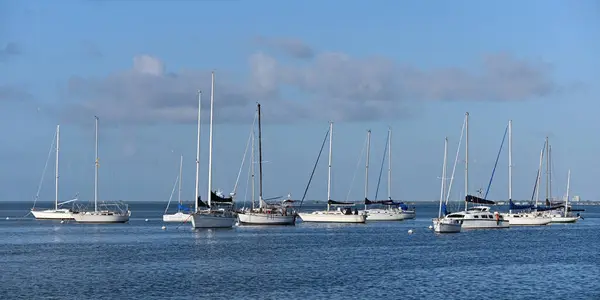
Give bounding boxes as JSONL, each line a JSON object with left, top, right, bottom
{"left": 481, "top": 215, "right": 487, "bottom": 218}
{"left": 474, "top": 215, "right": 479, "bottom": 218}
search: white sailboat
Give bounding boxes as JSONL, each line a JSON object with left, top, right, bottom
{"left": 163, "top": 155, "right": 192, "bottom": 222}
{"left": 444, "top": 113, "right": 509, "bottom": 229}
{"left": 433, "top": 137, "right": 461, "bottom": 233}
{"left": 31, "top": 125, "right": 79, "bottom": 220}
{"left": 501, "top": 121, "right": 551, "bottom": 226}
{"left": 297, "top": 122, "right": 367, "bottom": 223}
{"left": 548, "top": 170, "right": 578, "bottom": 223}
{"left": 362, "top": 129, "right": 409, "bottom": 221}
{"left": 190, "top": 72, "right": 236, "bottom": 229}
{"left": 237, "top": 103, "right": 297, "bottom": 225}
{"left": 73, "top": 117, "right": 130, "bottom": 223}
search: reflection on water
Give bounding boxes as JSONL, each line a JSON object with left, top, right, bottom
{"left": 0, "top": 202, "right": 599, "bottom": 299}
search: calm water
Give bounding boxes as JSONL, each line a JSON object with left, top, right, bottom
{"left": 1, "top": 201, "right": 599, "bottom": 300}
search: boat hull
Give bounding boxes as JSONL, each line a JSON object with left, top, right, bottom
{"left": 237, "top": 213, "right": 296, "bottom": 225}
{"left": 73, "top": 211, "right": 130, "bottom": 223}
{"left": 460, "top": 219, "right": 509, "bottom": 229}
{"left": 162, "top": 212, "right": 192, "bottom": 223}
{"left": 298, "top": 212, "right": 366, "bottom": 223}
{"left": 432, "top": 218, "right": 461, "bottom": 233}
{"left": 551, "top": 216, "right": 578, "bottom": 223}
{"left": 502, "top": 214, "right": 551, "bottom": 226}
{"left": 363, "top": 209, "right": 407, "bottom": 221}
{"left": 401, "top": 210, "right": 416, "bottom": 219}
{"left": 190, "top": 212, "right": 236, "bottom": 228}
{"left": 31, "top": 209, "right": 75, "bottom": 220}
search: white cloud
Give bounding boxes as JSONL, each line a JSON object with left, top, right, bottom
{"left": 61, "top": 38, "right": 562, "bottom": 125}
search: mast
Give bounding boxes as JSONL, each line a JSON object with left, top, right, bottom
{"left": 94, "top": 116, "right": 99, "bottom": 213}
{"left": 534, "top": 143, "right": 544, "bottom": 208}
{"left": 464, "top": 112, "right": 469, "bottom": 211}
{"left": 326, "top": 121, "right": 333, "bottom": 212}
{"left": 565, "top": 169, "right": 570, "bottom": 216}
{"left": 364, "top": 130, "right": 371, "bottom": 210}
{"left": 194, "top": 91, "right": 202, "bottom": 213}
{"left": 549, "top": 145, "right": 553, "bottom": 202}
{"left": 251, "top": 123, "right": 256, "bottom": 210}
{"left": 55, "top": 125, "right": 60, "bottom": 210}
{"left": 545, "top": 136, "right": 549, "bottom": 201}
{"left": 387, "top": 128, "right": 392, "bottom": 200}
{"left": 439, "top": 137, "right": 448, "bottom": 218}
{"left": 207, "top": 71, "right": 215, "bottom": 208}
{"left": 508, "top": 120, "right": 512, "bottom": 201}
{"left": 178, "top": 155, "right": 183, "bottom": 209}
{"left": 257, "top": 103, "right": 264, "bottom": 209}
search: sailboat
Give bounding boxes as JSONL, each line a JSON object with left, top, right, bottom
{"left": 443, "top": 113, "right": 509, "bottom": 229}
{"left": 190, "top": 72, "right": 236, "bottom": 229}
{"left": 501, "top": 121, "right": 551, "bottom": 226}
{"left": 432, "top": 137, "right": 461, "bottom": 233}
{"left": 31, "top": 125, "right": 79, "bottom": 220}
{"left": 297, "top": 122, "right": 367, "bottom": 223}
{"left": 361, "top": 129, "right": 410, "bottom": 221}
{"left": 163, "top": 155, "right": 192, "bottom": 222}
{"left": 237, "top": 103, "right": 297, "bottom": 225}
{"left": 546, "top": 170, "right": 578, "bottom": 223}
{"left": 73, "top": 117, "right": 130, "bottom": 223}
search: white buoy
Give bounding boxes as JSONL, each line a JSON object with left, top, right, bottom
{"left": 161, "top": 226, "right": 166, "bottom": 230}
{"left": 145, "top": 219, "right": 149, "bottom": 222}
{"left": 60, "top": 220, "right": 65, "bottom": 224}
{"left": 408, "top": 229, "right": 414, "bottom": 234}
{"left": 5, "top": 217, "right": 9, "bottom": 220}
{"left": 428, "top": 225, "right": 433, "bottom": 230}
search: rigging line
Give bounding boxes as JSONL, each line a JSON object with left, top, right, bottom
{"left": 298, "top": 128, "right": 330, "bottom": 210}
{"left": 163, "top": 173, "right": 180, "bottom": 215}
{"left": 531, "top": 141, "right": 546, "bottom": 202}
{"left": 374, "top": 132, "right": 390, "bottom": 201}
{"left": 32, "top": 130, "right": 58, "bottom": 211}
{"left": 242, "top": 149, "right": 252, "bottom": 210}
{"left": 445, "top": 117, "right": 466, "bottom": 205}
{"left": 484, "top": 125, "right": 508, "bottom": 199}
{"left": 232, "top": 112, "right": 257, "bottom": 195}
{"left": 345, "top": 134, "right": 368, "bottom": 202}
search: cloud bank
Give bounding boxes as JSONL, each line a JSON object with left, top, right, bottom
{"left": 62, "top": 37, "right": 561, "bottom": 124}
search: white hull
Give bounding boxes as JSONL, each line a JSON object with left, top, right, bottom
{"left": 433, "top": 218, "right": 461, "bottom": 233}
{"left": 237, "top": 213, "right": 296, "bottom": 225}
{"left": 162, "top": 212, "right": 192, "bottom": 223}
{"left": 401, "top": 210, "right": 416, "bottom": 219}
{"left": 501, "top": 213, "right": 551, "bottom": 226}
{"left": 460, "top": 219, "right": 509, "bottom": 229}
{"left": 73, "top": 211, "right": 130, "bottom": 223}
{"left": 363, "top": 209, "right": 406, "bottom": 221}
{"left": 298, "top": 211, "right": 366, "bottom": 223}
{"left": 31, "top": 209, "right": 75, "bottom": 220}
{"left": 551, "top": 216, "right": 578, "bottom": 223}
{"left": 190, "top": 212, "right": 236, "bottom": 228}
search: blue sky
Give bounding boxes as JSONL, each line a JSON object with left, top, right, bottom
{"left": 1, "top": 0, "right": 599, "bottom": 204}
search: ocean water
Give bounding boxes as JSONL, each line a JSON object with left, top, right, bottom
{"left": 1, "top": 201, "right": 599, "bottom": 300}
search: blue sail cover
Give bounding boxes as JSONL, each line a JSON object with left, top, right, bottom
{"left": 442, "top": 202, "right": 449, "bottom": 216}
{"left": 509, "top": 200, "right": 534, "bottom": 210}
{"left": 177, "top": 204, "right": 191, "bottom": 212}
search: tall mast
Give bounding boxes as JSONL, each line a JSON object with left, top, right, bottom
{"left": 257, "top": 103, "right": 264, "bottom": 209}
{"left": 565, "top": 169, "right": 570, "bottom": 216}
{"left": 439, "top": 137, "right": 448, "bottom": 218}
{"left": 326, "top": 121, "right": 333, "bottom": 212}
{"left": 534, "top": 143, "right": 544, "bottom": 208}
{"left": 251, "top": 122, "right": 256, "bottom": 210}
{"left": 194, "top": 91, "right": 202, "bottom": 213}
{"left": 549, "top": 145, "right": 553, "bottom": 202}
{"left": 387, "top": 128, "right": 392, "bottom": 200}
{"left": 55, "top": 125, "right": 60, "bottom": 210}
{"left": 508, "top": 120, "right": 512, "bottom": 201}
{"left": 207, "top": 71, "right": 215, "bottom": 208}
{"left": 178, "top": 155, "right": 183, "bottom": 208}
{"left": 464, "top": 112, "right": 469, "bottom": 211}
{"left": 364, "top": 130, "right": 371, "bottom": 210}
{"left": 545, "top": 136, "right": 549, "bottom": 201}
{"left": 94, "top": 116, "right": 99, "bottom": 213}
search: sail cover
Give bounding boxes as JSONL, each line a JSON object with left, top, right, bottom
{"left": 328, "top": 200, "right": 355, "bottom": 206}
{"left": 465, "top": 195, "right": 496, "bottom": 205}
{"left": 211, "top": 191, "right": 233, "bottom": 204}
{"left": 197, "top": 196, "right": 209, "bottom": 208}
{"left": 509, "top": 200, "right": 534, "bottom": 210}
